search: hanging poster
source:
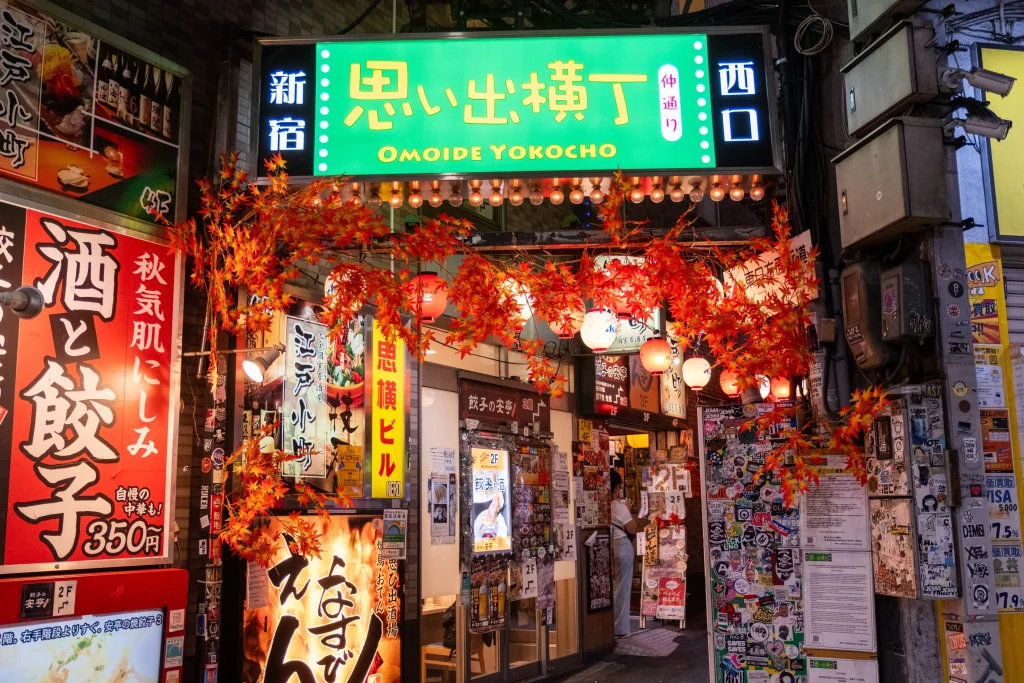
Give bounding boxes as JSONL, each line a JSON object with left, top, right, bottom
{"left": 382, "top": 509, "right": 407, "bottom": 560}
{"left": 869, "top": 498, "right": 917, "bottom": 598}
{"left": 993, "top": 544, "right": 1024, "bottom": 611}
{"left": 975, "top": 344, "right": 1007, "bottom": 408}
{"left": 803, "top": 551, "right": 876, "bottom": 651}
{"left": 981, "top": 408, "right": 1013, "bottom": 473}
{"left": 800, "top": 456, "right": 869, "bottom": 551}
{"left": 282, "top": 315, "right": 330, "bottom": 478}
{"left": 585, "top": 530, "right": 612, "bottom": 612}
{"left": 807, "top": 658, "right": 880, "bottom": 683}
{"left": 0, "top": 3, "right": 185, "bottom": 224}
{"left": 470, "top": 555, "right": 507, "bottom": 633}
{"left": 241, "top": 515, "right": 401, "bottom": 683}
{"left": 537, "top": 550, "right": 556, "bottom": 610}
{"left": 471, "top": 446, "right": 512, "bottom": 554}
{"left": 986, "top": 474, "right": 1021, "bottom": 543}
{"left": 659, "top": 337, "right": 686, "bottom": 419}
{"left": 702, "top": 403, "right": 805, "bottom": 683}
{"left": 656, "top": 577, "right": 686, "bottom": 620}
{"left": 429, "top": 447, "right": 457, "bottom": 546}
{"left": 1, "top": 202, "right": 181, "bottom": 574}
{"left": 512, "top": 443, "right": 552, "bottom": 553}
{"left": 628, "top": 354, "right": 660, "bottom": 413}
{"left": 335, "top": 444, "right": 364, "bottom": 498}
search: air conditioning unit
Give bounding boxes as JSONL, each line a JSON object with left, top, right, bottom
{"left": 833, "top": 117, "right": 949, "bottom": 249}
{"left": 848, "top": 0, "right": 927, "bottom": 42}
{"left": 842, "top": 22, "right": 938, "bottom": 137}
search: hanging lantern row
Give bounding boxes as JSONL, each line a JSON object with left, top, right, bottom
{"left": 716, "top": 368, "right": 791, "bottom": 400}
{"left": 334, "top": 175, "right": 767, "bottom": 209}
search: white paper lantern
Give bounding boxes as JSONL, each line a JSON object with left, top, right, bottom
{"left": 682, "top": 357, "right": 711, "bottom": 390}
{"left": 580, "top": 308, "right": 619, "bottom": 352}
{"left": 756, "top": 375, "right": 770, "bottom": 400}
{"left": 502, "top": 279, "right": 534, "bottom": 322}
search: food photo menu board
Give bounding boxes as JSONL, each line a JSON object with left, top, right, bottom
{"left": 0, "top": 1, "right": 184, "bottom": 223}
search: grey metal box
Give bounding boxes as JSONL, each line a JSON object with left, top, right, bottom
{"left": 848, "top": 0, "right": 927, "bottom": 42}
{"left": 833, "top": 117, "right": 948, "bottom": 249}
{"left": 842, "top": 22, "right": 938, "bottom": 137}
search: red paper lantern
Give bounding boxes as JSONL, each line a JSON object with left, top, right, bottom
{"left": 640, "top": 336, "right": 672, "bottom": 376}
{"left": 770, "top": 376, "right": 791, "bottom": 399}
{"left": 612, "top": 294, "right": 633, "bottom": 320}
{"left": 552, "top": 298, "right": 586, "bottom": 339}
{"left": 409, "top": 272, "right": 448, "bottom": 323}
{"left": 719, "top": 369, "right": 741, "bottom": 397}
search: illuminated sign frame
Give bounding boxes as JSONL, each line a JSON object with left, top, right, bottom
{"left": 252, "top": 27, "right": 782, "bottom": 180}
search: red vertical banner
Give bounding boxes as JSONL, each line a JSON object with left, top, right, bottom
{"left": 2, "top": 204, "right": 181, "bottom": 573}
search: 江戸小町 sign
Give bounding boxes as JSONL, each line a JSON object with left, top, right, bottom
{"left": 255, "top": 29, "right": 778, "bottom": 178}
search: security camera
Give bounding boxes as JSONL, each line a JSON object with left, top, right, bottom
{"left": 944, "top": 114, "right": 1012, "bottom": 141}
{"left": 939, "top": 66, "right": 1016, "bottom": 97}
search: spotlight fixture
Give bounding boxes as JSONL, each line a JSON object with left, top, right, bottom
{"left": 242, "top": 344, "right": 286, "bottom": 383}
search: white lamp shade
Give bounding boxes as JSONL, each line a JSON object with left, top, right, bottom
{"left": 580, "top": 308, "right": 619, "bottom": 352}
{"left": 682, "top": 357, "right": 711, "bottom": 390}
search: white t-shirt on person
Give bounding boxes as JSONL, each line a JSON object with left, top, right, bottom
{"left": 611, "top": 500, "right": 632, "bottom": 541}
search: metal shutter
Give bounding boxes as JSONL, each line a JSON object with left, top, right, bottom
{"left": 1004, "top": 266, "right": 1024, "bottom": 345}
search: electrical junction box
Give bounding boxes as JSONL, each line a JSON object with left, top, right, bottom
{"left": 842, "top": 22, "right": 938, "bottom": 137}
{"left": 881, "top": 261, "right": 934, "bottom": 342}
{"left": 842, "top": 261, "right": 893, "bottom": 370}
{"left": 848, "top": 0, "right": 927, "bottom": 43}
{"left": 833, "top": 117, "right": 948, "bottom": 249}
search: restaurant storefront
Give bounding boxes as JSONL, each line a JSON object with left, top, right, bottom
{"left": 248, "top": 22, "right": 782, "bottom": 683}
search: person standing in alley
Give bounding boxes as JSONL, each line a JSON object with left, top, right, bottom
{"left": 611, "top": 470, "right": 641, "bottom": 638}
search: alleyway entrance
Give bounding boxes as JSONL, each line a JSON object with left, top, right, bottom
{"left": 554, "top": 625, "right": 708, "bottom": 683}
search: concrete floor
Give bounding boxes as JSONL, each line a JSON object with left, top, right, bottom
{"left": 554, "top": 623, "right": 710, "bottom": 683}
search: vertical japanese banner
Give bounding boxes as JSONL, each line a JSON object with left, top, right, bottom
{"left": 282, "top": 314, "right": 329, "bottom": 478}
{"left": 367, "top": 318, "right": 405, "bottom": 498}
{"left": 1, "top": 203, "right": 180, "bottom": 573}
{"left": 241, "top": 515, "right": 401, "bottom": 683}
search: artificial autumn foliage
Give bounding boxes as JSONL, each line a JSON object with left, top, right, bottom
{"left": 172, "top": 153, "right": 882, "bottom": 562}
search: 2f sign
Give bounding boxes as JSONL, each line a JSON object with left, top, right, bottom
{"left": 54, "top": 580, "right": 76, "bottom": 616}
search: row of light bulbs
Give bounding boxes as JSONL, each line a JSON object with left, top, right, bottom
{"left": 339, "top": 175, "right": 767, "bottom": 210}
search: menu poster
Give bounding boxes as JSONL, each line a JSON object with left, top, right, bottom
{"left": 429, "top": 447, "right": 457, "bottom": 546}
{"left": 511, "top": 444, "right": 552, "bottom": 554}
{"left": 471, "top": 447, "right": 512, "bottom": 554}
{"left": 981, "top": 408, "right": 1013, "bottom": 473}
{"left": 0, "top": 2, "right": 182, "bottom": 223}
{"left": 975, "top": 344, "right": 1006, "bottom": 408}
{"left": 470, "top": 555, "right": 508, "bottom": 633}
{"left": 585, "top": 530, "right": 612, "bottom": 612}
{"left": 803, "top": 551, "right": 876, "bottom": 652}
{"left": 808, "top": 658, "right": 880, "bottom": 683}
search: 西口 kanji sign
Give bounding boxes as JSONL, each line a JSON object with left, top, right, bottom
{"left": 0, "top": 196, "right": 182, "bottom": 574}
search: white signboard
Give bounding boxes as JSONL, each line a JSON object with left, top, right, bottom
{"left": 594, "top": 254, "right": 659, "bottom": 354}
{"left": 282, "top": 315, "right": 329, "bottom": 477}
{"left": 808, "top": 658, "right": 880, "bottom": 683}
{"left": 975, "top": 344, "right": 1006, "bottom": 408}
{"left": 723, "top": 229, "right": 816, "bottom": 303}
{"left": 800, "top": 457, "right": 870, "bottom": 551}
{"left": 986, "top": 474, "right": 1021, "bottom": 542}
{"left": 803, "top": 550, "right": 876, "bottom": 652}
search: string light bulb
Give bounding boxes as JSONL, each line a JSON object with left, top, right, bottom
{"left": 709, "top": 183, "right": 725, "bottom": 202}
{"left": 670, "top": 181, "right": 686, "bottom": 202}
{"left": 689, "top": 182, "right": 705, "bottom": 203}
{"left": 389, "top": 181, "right": 403, "bottom": 209}
{"left": 489, "top": 179, "right": 504, "bottom": 207}
{"left": 589, "top": 177, "right": 604, "bottom": 204}
{"left": 408, "top": 181, "right": 423, "bottom": 209}
{"left": 749, "top": 183, "right": 765, "bottom": 201}
{"left": 570, "top": 178, "right": 585, "bottom": 204}
{"left": 349, "top": 181, "right": 363, "bottom": 207}
{"left": 630, "top": 176, "right": 644, "bottom": 203}
{"left": 428, "top": 181, "right": 444, "bottom": 208}
{"left": 468, "top": 179, "right": 484, "bottom": 207}
{"left": 729, "top": 184, "right": 745, "bottom": 201}
{"left": 550, "top": 183, "right": 565, "bottom": 205}
{"left": 448, "top": 184, "right": 463, "bottom": 207}
{"left": 368, "top": 184, "right": 382, "bottom": 209}
{"left": 509, "top": 181, "right": 524, "bottom": 206}
{"left": 650, "top": 176, "right": 665, "bottom": 203}
{"left": 529, "top": 183, "right": 544, "bottom": 205}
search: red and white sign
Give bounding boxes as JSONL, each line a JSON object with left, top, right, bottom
{"left": 0, "top": 200, "right": 181, "bottom": 574}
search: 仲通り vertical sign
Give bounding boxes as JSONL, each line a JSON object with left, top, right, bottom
{"left": 369, "top": 318, "right": 405, "bottom": 498}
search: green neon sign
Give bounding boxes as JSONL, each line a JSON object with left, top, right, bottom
{"left": 315, "top": 35, "right": 713, "bottom": 176}
{"left": 257, "top": 30, "right": 777, "bottom": 178}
